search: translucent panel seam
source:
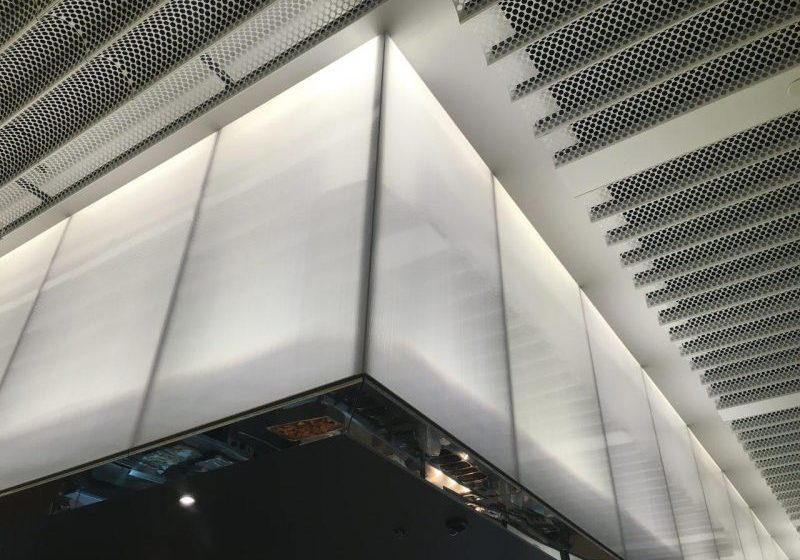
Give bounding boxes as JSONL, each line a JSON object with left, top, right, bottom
{"left": 129, "top": 131, "right": 220, "bottom": 447}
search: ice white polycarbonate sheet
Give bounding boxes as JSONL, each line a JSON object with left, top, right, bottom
{"left": 582, "top": 294, "right": 681, "bottom": 560}
{"left": 135, "top": 39, "right": 381, "bottom": 445}
{"left": 726, "top": 479, "right": 764, "bottom": 560}
{"left": 752, "top": 513, "right": 778, "bottom": 560}
{"left": 645, "top": 376, "right": 719, "bottom": 560}
{"left": 691, "top": 433, "right": 746, "bottom": 560}
{"left": 0, "top": 221, "right": 65, "bottom": 379}
{"left": 494, "top": 184, "right": 623, "bottom": 554}
{"left": 0, "top": 137, "right": 214, "bottom": 490}
{"left": 771, "top": 540, "right": 785, "bottom": 560}
{"left": 366, "top": 41, "right": 516, "bottom": 475}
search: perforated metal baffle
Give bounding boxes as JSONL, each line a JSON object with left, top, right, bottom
{"left": 0, "top": 0, "right": 385, "bottom": 236}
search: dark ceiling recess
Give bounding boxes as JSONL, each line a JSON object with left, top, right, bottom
{"left": 1, "top": 436, "right": 547, "bottom": 560}
{"left": 454, "top": 0, "right": 800, "bottom": 532}
{"left": 0, "top": 0, "right": 386, "bottom": 238}
{"left": 0, "top": 377, "right": 619, "bottom": 560}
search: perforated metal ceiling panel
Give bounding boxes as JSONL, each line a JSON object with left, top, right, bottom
{"left": 454, "top": 0, "right": 800, "bottom": 537}
{"left": 0, "top": 0, "right": 385, "bottom": 238}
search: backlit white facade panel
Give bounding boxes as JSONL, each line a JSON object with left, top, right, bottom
{"left": 136, "top": 39, "right": 381, "bottom": 445}
{"left": 366, "top": 41, "right": 516, "bottom": 475}
{"left": 496, "top": 183, "right": 623, "bottom": 554}
{"left": 0, "top": 138, "right": 214, "bottom": 489}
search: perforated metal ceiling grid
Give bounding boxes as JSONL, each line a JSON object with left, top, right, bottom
{"left": 590, "top": 50, "right": 800, "bottom": 531}
{"left": 0, "top": 2, "right": 51, "bottom": 46}
{"left": 0, "top": 0, "right": 384, "bottom": 237}
{"left": 456, "top": 0, "right": 800, "bottom": 532}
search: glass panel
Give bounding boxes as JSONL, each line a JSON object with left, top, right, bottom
{"left": 494, "top": 184, "right": 623, "bottom": 554}
{"left": 0, "top": 222, "right": 65, "bottom": 379}
{"left": 0, "top": 138, "right": 215, "bottom": 490}
{"left": 645, "top": 376, "right": 719, "bottom": 560}
{"left": 691, "top": 432, "right": 746, "bottom": 560}
{"left": 366, "top": 40, "right": 516, "bottom": 475}
{"left": 726, "top": 478, "right": 764, "bottom": 560}
{"left": 582, "top": 294, "right": 681, "bottom": 560}
{"left": 135, "top": 39, "right": 381, "bottom": 445}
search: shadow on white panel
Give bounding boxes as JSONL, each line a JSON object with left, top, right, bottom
{"left": 726, "top": 478, "right": 765, "bottom": 560}
{"left": 582, "top": 294, "right": 682, "bottom": 560}
{"left": 645, "top": 376, "right": 719, "bottom": 560}
{"left": 691, "top": 432, "right": 746, "bottom": 560}
{"left": 753, "top": 513, "right": 779, "bottom": 560}
{"left": 366, "top": 39, "right": 516, "bottom": 476}
{"left": 0, "top": 136, "right": 215, "bottom": 490}
{"left": 495, "top": 183, "right": 623, "bottom": 555}
{"left": 135, "top": 38, "right": 382, "bottom": 445}
{"left": 0, "top": 221, "right": 66, "bottom": 380}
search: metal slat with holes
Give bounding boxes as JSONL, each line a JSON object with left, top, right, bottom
{"left": 692, "top": 330, "right": 800, "bottom": 370}
{"left": 452, "top": 0, "right": 495, "bottom": 21}
{"left": 633, "top": 214, "right": 800, "bottom": 286}
{"left": 592, "top": 111, "right": 800, "bottom": 221}
{"left": 607, "top": 150, "right": 800, "bottom": 244}
{"left": 621, "top": 184, "right": 800, "bottom": 265}
{"left": 648, "top": 241, "right": 800, "bottom": 307}
{"left": 703, "top": 349, "right": 800, "bottom": 384}
{"left": 745, "top": 432, "right": 800, "bottom": 452}
{"left": 554, "top": 23, "right": 800, "bottom": 164}
{"left": 527, "top": 0, "right": 800, "bottom": 115}
{"left": 732, "top": 407, "right": 800, "bottom": 432}
{"left": 708, "top": 364, "right": 800, "bottom": 393}
{"left": 771, "top": 472, "right": 800, "bottom": 487}
{"left": 739, "top": 418, "right": 800, "bottom": 443}
{"left": 512, "top": 0, "right": 722, "bottom": 101}
{"left": 681, "top": 309, "right": 800, "bottom": 355}
{"left": 0, "top": 0, "right": 273, "bottom": 188}
{"left": 0, "top": 0, "right": 386, "bottom": 235}
{"left": 0, "top": 2, "right": 51, "bottom": 47}
{"left": 770, "top": 475, "right": 800, "bottom": 494}
{"left": 0, "top": 1, "right": 164, "bottom": 124}
{"left": 720, "top": 380, "right": 800, "bottom": 410}
{"left": 472, "top": 0, "right": 607, "bottom": 62}
{"left": 670, "top": 289, "right": 800, "bottom": 340}
{"left": 765, "top": 462, "right": 800, "bottom": 479}
{"left": 659, "top": 266, "right": 800, "bottom": 325}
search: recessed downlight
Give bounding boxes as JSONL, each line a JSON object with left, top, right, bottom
{"left": 179, "top": 494, "right": 196, "bottom": 507}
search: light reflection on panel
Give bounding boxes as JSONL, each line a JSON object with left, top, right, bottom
{"left": 582, "top": 295, "right": 681, "bottom": 560}
{"left": 726, "top": 479, "right": 764, "bottom": 560}
{"left": 367, "top": 40, "right": 516, "bottom": 475}
{"left": 645, "top": 376, "right": 719, "bottom": 560}
{"left": 691, "top": 432, "right": 746, "bottom": 560}
{"left": 495, "top": 184, "right": 623, "bottom": 554}
{"left": 135, "top": 39, "right": 381, "bottom": 445}
{"left": 752, "top": 513, "right": 778, "bottom": 560}
{"left": 0, "top": 222, "right": 65, "bottom": 379}
{"left": 0, "top": 137, "right": 214, "bottom": 490}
